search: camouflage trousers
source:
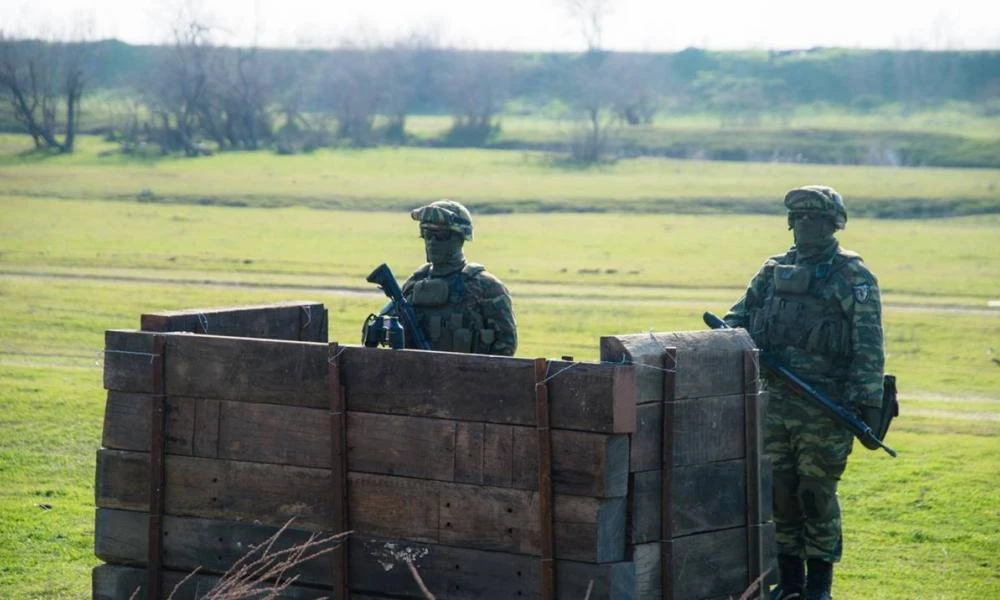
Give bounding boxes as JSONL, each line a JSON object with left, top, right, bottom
{"left": 764, "top": 382, "right": 854, "bottom": 562}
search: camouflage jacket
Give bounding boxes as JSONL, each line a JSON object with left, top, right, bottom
{"left": 400, "top": 262, "right": 517, "bottom": 356}
{"left": 724, "top": 244, "right": 885, "bottom": 409}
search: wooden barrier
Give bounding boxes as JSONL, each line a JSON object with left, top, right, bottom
{"left": 94, "top": 303, "right": 773, "bottom": 599}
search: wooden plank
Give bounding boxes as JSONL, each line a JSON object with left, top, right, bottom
{"left": 92, "top": 563, "right": 332, "bottom": 600}
{"left": 164, "top": 333, "right": 330, "bottom": 406}
{"left": 629, "top": 461, "right": 748, "bottom": 545}
{"left": 535, "top": 357, "right": 555, "bottom": 600}
{"left": 630, "top": 394, "right": 746, "bottom": 471}
{"left": 352, "top": 534, "right": 636, "bottom": 599}
{"left": 147, "top": 334, "right": 165, "bottom": 600}
{"left": 669, "top": 394, "right": 746, "bottom": 466}
{"left": 329, "top": 342, "right": 349, "bottom": 600}
{"left": 104, "top": 330, "right": 158, "bottom": 393}
{"left": 601, "top": 329, "right": 755, "bottom": 403}
{"left": 95, "top": 508, "right": 342, "bottom": 587}
{"left": 105, "top": 330, "right": 330, "bottom": 404}
{"left": 95, "top": 510, "right": 635, "bottom": 599}
{"left": 340, "top": 346, "right": 635, "bottom": 433}
{"left": 140, "top": 301, "right": 328, "bottom": 342}
{"left": 102, "top": 403, "right": 628, "bottom": 498}
{"left": 95, "top": 449, "right": 335, "bottom": 530}
{"left": 96, "top": 450, "right": 624, "bottom": 562}
{"left": 102, "top": 393, "right": 196, "bottom": 456}
{"left": 638, "top": 524, "right": 776, "bottom": 600}
{"left": 349, "top": 472, "right": 625, "bottom": 563}
{"left": 743, "top": 350, "right": 765, "bottom": 599}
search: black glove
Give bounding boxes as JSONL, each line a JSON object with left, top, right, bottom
{"left": 858, "top": 405, "right": 882, "bottom": 450}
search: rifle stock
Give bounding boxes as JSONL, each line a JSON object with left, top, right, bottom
{"left": 366, "top": 263, "right": 431, "bottom": 350}
{"left": 703, "top": 311, "right": 896, "bottom": 457}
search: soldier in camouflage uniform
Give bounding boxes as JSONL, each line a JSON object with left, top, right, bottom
{"left": 397, "top": 200, "right": 517, "bottom": 356}
{"left": 723, "top": 186, "right": 885, "bottom": 600}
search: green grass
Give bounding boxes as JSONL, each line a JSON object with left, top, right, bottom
{"left": 1, "top": 144, "right": 998, "bottom": 599}
{"left": 1, "top": 135, "right": 998, "bottom": 217}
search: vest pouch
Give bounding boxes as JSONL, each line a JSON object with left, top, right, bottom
{"left": 773, "top": 265, "right": 811, "bottom": 294}
{"left": 427, "top": 315, "right": 442, "bottom": 342}
{"left": 411, "top": 278, "right": 450, "bottom": 307}
{"left": 479, "top": 329, "right": 495, "bottom": 347}
{"left": 452, "top": 328, "right": 473, "bottom": 353}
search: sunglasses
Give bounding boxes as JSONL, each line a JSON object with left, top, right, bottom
{"left": 420, "top": 229, "right": 453, "bottom": 241}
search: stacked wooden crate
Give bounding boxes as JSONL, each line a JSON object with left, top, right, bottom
{"left": 93, "top": 303, "right": 772, "bottom": 599}
{"left": 600, "top": 331, "right": 775, "bottom": 600}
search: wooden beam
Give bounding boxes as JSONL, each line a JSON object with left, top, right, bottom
{"left": 743, "top": 349, "right": 765, "bottom": 599}
{"left": 96, "top": 450, "right": 626, "bottom": 563}
{"left": 102, "top": 399, "right": 629, "bottom": 498}
{"left": 147, "top": 335, "right": 165, "bottom": 600}
{"left": 535, "top": 358, "right": 555, "bottom": 600}
{"left": 637, "top": 523, "right": 777, "bottom": 600}
{"left": 93, "top": 563, "right": 333, "bottom": 600}
{"left": 601, "top": 329, "right": 755, "bottom": 404}
{"left": 340, "top": 346, "right": 635, "bottom": 433}
{"left": 329, "top": 343, "right": 348, "bottom": 600}
{"left": 94, "top": 510, "right": 636, "bottom": 599}
{"left": 140, "top": 301, "right": 328, "bottom": 342}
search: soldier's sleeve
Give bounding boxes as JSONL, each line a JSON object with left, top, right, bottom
{"left": 840, "top": 264, "right": 885, "bottom": 410}
{"left": 479, "top": 275, "right": 517, "bottom": 356}
{"left": 723, "top": 261, "right": 771, "bottom": 329}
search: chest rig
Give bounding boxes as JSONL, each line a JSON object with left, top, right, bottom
{"left": 404, "top": 264, "right": 496, "bottom": 354}
{"left": 749, "top": 249, "right": 857, "bottom": 360}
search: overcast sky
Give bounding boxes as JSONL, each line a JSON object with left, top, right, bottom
{"left": 3, "top": 0, "right": 999, "bottom": 51}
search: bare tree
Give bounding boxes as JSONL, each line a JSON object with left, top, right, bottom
{"left": 564, "top": 0, "right": 613, "bottom": 52}
{"left": 439, "top": 51, "right": 512, "bottom": 146}
{"left": 0, "top": 32, "right": 89, "bottom": 152}
{"left": 565, "top": 53, "right": 622, "bottom": 163}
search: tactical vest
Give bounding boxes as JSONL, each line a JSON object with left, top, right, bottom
{"left": 748, "top": 249, "right": 859, "bottom": 362}
{"left": 403, "top": 263, "right": 498, "bottom": 354}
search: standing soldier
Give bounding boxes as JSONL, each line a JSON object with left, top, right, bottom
{"left": 394, "top": 199, "right": 517, "bottom": 356}
{"left": 723, "top": 186, "right": 885, "bottom": 600}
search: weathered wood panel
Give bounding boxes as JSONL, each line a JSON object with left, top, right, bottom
{"left": 340, "top": 346, "right": 635, "bottom": 433}
{"left": 103, "top": 330, "right": 331, "bottom": 405}
{"left": 349, "top": 471, "right": 626, "bottom": 563}
{"left": 629, "top": 395, "right": 746, "bottom": 472}
{"left": 600, "top": 329, "right": 754, "bottom": 403}
{"left": 96, "top": 509, "right": 636, "bottom": 599}
{"left": 102, "top": 399, "right": 628, "bottom": 497}
{"left": 104, "top": 330, "right": 159, "bottom": 393}
{"left": 352, "top": 534, "right": 636, "bottom": 599}
{"left": 629, "top": 460, "right": 748, "bottom": 545}
{"left": 140, "top": 301, "right": 328, "bottom": 342}
{"left": 92, "top": 563, "right": 332, "bottom": 600}
{"left": 634, "top": 523, "right": 777, "bottom": 600}
{"left": 96, "top": 450, "right": 625, "bottom": 563}
{"left": 95, "top": 449, "right": 335, "bottom": 530}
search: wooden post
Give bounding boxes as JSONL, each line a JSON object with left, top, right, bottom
{"left": 659, "top": 347, "right": 678, "bottom": 600}
{"left": 147, "top": 334, "right": 166, "bottom": 600}
{"left": 534, "top": 358, "right": 555, "bottom": 600}
{"left": 329, "top": 343, "right": 348, "bottom": 600}
{"left": 743, "top": 348, "right": 765, "bottom": 598}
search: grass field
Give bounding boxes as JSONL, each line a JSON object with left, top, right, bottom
{"left": 1, "top": 134, "right": 998, "bottom": 599}
{"left": 2, "top": 135, "right": 999, "bottom": 217}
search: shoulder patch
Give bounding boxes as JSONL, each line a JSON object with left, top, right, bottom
{"left": 854, "top": 283, "right": 872, "bottom": 304}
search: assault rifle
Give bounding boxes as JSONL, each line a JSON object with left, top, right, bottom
{"left": 703, "top": 311, "right": 896, "bottom": 457}
{"left": 362, "top": 263, "right": 431, "bottom": 350}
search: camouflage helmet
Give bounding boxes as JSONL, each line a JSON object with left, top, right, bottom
{"left": 784, "top": 185, "right": 848, "bottom": 230}
{"left": 411, "top": 200, "right": 474, "bottom": 241}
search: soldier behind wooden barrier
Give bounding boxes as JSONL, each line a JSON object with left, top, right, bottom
{"left": 396, "top": 200, "right": 517, "bottom": 356}
{"left": 723, "top": 186, "right": 885, "bottom": 600}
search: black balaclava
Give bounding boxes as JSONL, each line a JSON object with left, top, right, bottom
{"left": 792, "top": 215, "right": 838, "bottom": 263}
{"left": 424, "top": 229, "right": 466, "bottom": 276}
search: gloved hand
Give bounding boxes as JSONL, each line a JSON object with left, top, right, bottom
{"left": 858, "top": 405, "right": 882, "bottom": 450}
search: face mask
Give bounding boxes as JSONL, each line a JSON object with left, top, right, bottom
{"left": 792, "top": 216, "right": 836, "bottom": 258}
{"left": 424, "top": 235, "right": 465, "bottom": 273}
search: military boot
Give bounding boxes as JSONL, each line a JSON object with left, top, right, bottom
{"left": 769, "top": 555, "right": 805, "bottom": 599}
{"left": 805, "top": 558, "right": 833, "bottom": 600}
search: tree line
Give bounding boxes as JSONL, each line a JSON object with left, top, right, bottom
{"left": 2, "top": 28, "right": 998, "bottom": 162}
